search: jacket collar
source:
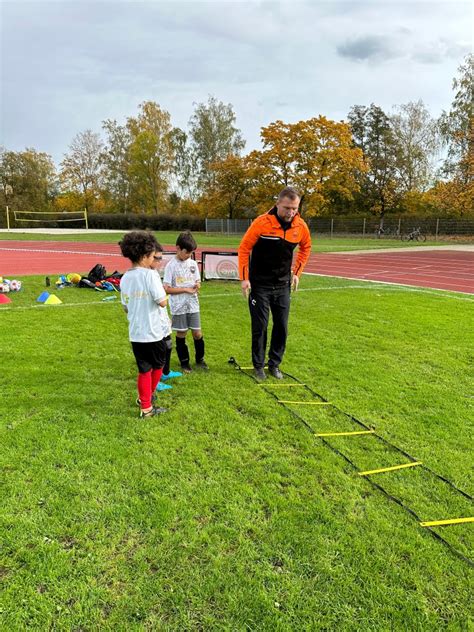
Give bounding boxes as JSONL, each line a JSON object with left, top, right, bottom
{"left": 268, "top": 205, "right": 299, "bottom": 230}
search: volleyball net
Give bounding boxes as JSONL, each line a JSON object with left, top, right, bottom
{"left": 7, "top": 208, "right": 88, "bottom": 230}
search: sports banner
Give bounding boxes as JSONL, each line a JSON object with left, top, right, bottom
{"left": 201, "top": 251, "right": 239, "bottom": 281}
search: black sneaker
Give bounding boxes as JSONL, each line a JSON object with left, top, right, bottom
{"left": 196, "top": 360, "right": 209, "bottom": 370}
{"left": 139, "top": 406, "right": 168, "bottom": 418}
{"left": 269, "top": 366, "right": 283, "bottom": 379}
{"left": 181, "top": 363, "right": 192, "bottom": 374}
{"left": 254, "top": 368, "right": 267, "bottom": 381}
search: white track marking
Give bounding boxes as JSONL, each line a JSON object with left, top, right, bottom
{"left": 0, "top": 246, "right": 121, "bottom": 257}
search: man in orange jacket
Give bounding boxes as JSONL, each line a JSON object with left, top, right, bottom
{"left": 238, "top": 187, "right": 312, "bottom": 381}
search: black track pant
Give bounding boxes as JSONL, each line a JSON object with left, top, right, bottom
{"left": 249, "top": 285, "right": 290, "bottom": 370}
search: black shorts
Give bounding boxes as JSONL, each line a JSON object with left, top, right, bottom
{"left": 131, "top": 339, "right": 167, "bottom": 373}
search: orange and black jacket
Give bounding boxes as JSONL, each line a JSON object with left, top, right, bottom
{"left": 238, "top": 207, "right": 312, "bottom": 287}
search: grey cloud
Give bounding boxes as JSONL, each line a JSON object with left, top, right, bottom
{"left": 337, "top": 36, "right": 398, "bottom": 62}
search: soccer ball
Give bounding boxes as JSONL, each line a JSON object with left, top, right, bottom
{"left": 9, "top": 279, "right": 22, "bottom": 291}
{"left": 0, "top": 282, "right": 10, "bottom": 293}
{"left": 67, "top": 273, "right": 82, "bottom": 284}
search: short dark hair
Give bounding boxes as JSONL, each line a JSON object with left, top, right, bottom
{"left": 176, "top": 230, "right": 197, "bottom": 252}
{"left": 278, "top": 187, "right": 300, "bottom": 201}
{"left": 119, "top": 231, "right": 163, "bottom": 263}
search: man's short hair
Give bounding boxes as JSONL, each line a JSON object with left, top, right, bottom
{"left": 278, "top": 187, "right": 300, "bottom": 201}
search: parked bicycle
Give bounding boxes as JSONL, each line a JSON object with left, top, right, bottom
{"left": 401, "top": 227, "right": 426, "bottom": 242}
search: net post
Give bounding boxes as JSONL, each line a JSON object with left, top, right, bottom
{"left": 6, "top": 205, "right": 10, "bottom": 231}
{"left": 84, "top": 208, "right": 89, "bottom": 230}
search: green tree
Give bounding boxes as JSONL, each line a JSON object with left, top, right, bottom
{"left": 439, "top": 53, "right": 473, "bottom": 183}
{"left": 102, "top": 119, "right": 133, "bottom": 213}
{"left": 348, "top": 104, "right": 398, "bottom": 221}
{"left": 60, "top": 130, "right": 104, "bottom": 214}
{"left": 0, "top": 147, "right": 57, "bottom": 216}
{"left": 390, "top": 100, "right": 439, "bottom": 192}
{"left": 188, "top": 96, "right": 245, "bottom": 194}
{"left": 126, "top": 101, "right": 175, "bottom": 214}
{"left": 169, "top": 127, "right": 198, "bottom": 202}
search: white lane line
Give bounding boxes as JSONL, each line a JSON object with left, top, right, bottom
{"left": 303, "top": 273, "right": 474, "bottom": 299}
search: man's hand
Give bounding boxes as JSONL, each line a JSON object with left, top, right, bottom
{"left": 241, "top": 280, "right": 251, "bottom": 298}
{"left": 291, "top": 274, "right": 299, "bottom": 292}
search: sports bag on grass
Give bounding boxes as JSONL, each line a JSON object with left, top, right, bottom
{"left": 87, "top": 264, "right": 107, "bottom": 283}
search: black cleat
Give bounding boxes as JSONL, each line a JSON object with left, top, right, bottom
{"left": 139, "top": 406, "right": 168, "bottom": 418}
{"left": 254, "top": 368, "right": 267, "bottom": 381}
{"left": 268, "top": 366, "right": 283, "bottom": 379}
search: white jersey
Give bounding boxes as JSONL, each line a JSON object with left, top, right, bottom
{"left": 163, "top": 256, "right": 201, "bottom": 316}
{"left": 120, "top": 267, "right": 167, "bottom": 342}
{"left": 159, "top": 306, "right": 172, "bottom": 337}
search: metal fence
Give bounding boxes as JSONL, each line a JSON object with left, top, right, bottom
{"left": 206, "top": 216, "right": 474, "bottom": 238}
{"left": 205, "top": 218, "right": 252, "bottom": 234}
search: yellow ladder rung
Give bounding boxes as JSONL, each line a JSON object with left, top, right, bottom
{"left": 359, "top": 461, "right": 422, "bottom": 476}
{"left": 316, "top": 430, "right": 375, "bottom": 437}
{"left": 420, "top": 516, "right": 474, "bottom": 528}
{"left": 278, "top": 401, "right": 331, "bottom": 405}
{"left": 240, "top": 366, "right": 255, "bottom": 370}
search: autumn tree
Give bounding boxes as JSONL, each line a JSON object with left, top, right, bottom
{"left": 60, "top": 130, "right": 104, "bottom": 214}
{"left": 126, "top": 101, "right": 175, "bottom": 214}
{"left": 188, "top": 96, "right": 245, "bottom": 194}
{"left": 206, "top": 154, "right": 255, "bottom": 218}
{"left": 249, "top": 116, "right": 366, "bottom": 216}
{"left": 0, "top": 147, "right": 57, "bottom": 214}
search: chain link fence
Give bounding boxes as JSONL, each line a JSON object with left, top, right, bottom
{"left": 206, "top": 216, "right": 474, "bottom": 239}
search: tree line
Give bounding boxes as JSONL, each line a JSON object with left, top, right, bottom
{"left": 1, "top": 55, "right": 472, "bottom": 222}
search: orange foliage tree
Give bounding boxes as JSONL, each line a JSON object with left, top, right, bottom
{"left": 248, "top": 117, "right": 366, "bottom": 216}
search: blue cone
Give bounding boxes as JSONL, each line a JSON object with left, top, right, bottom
{"left": 37, "top": 292, "right": 50, "bottom": 303}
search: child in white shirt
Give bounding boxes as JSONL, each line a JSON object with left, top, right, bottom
{"left": 119, "top": 231, "right": 169, "bottom": 418}
{"left": 163, "top": 231, "right": 208, "bottom": 373}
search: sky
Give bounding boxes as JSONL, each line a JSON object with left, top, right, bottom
{"left": 0, "top": 0, "right": 472, "bottom": 166}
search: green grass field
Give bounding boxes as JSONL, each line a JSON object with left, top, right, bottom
{"left": 0, "top": 230, "right": 457, "bottom": 252}
{"left": 0, "top": 257, "right": 473, "bottom": 628}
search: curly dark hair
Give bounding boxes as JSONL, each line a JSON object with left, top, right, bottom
{"left": 176, "top": 230, "right": 197, "bottom": 252}
{"left": 119, "top": 231, "right": 163, "bottom": 263}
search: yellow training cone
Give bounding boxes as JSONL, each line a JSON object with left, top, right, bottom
{"left": 44, "top": 294, "right": 62, "bottom": 305}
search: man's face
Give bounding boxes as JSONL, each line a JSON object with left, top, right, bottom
{"left": 276, "top": 196, "right": 300, "bottom": 222}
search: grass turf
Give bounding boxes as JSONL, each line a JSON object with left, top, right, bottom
{"left": 0, "top": 273, "right": 473, "bottom": 629}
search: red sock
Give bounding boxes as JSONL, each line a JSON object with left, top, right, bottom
{"left": 151, "top": 368, "right": 163, "bottom": 392}
{"left": 137, "top": 371, "right": 152, "bottom": 409}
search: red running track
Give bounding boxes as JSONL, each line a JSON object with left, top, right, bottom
{"left": 0, "top": 240, "right": 473, "bottom": 294}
